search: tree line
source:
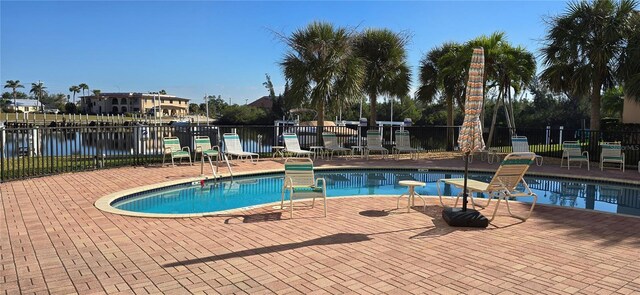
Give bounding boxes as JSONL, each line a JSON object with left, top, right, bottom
{"left": 277, "top": 0, "right": 640, "bottom": 139}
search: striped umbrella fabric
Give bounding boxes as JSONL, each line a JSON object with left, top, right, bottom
{"left": 458, "top": 47, "right": 485, "bottom": 153}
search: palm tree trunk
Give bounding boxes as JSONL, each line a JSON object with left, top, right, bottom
{"left": 369, "top": 93, "right": 377, "bottom": 126}
{"left": 502, "top": 82, "right": 514, "bottom": 135}
{"left": 590, "top": 76, "right": 602, "bottom": 131}
{"left": 317, "top": 97, "right": 325, "bottom": 146}
{"left": 487, "top": 87, "right": 503, "bottom": 148}
{"left": 507, "top": 86, "right": 517, "bottom": 134}
{"left": 13, "top": 90, "right": 17, "bottom": 120}
{"left": 446, "top": 94, "right": 454, "bottom": 151}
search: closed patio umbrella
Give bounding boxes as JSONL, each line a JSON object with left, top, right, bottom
{"left": 442, "top": 47, "right": 488, "bottom": 227}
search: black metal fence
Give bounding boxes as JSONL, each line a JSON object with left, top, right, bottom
{"left": 1, "top": 124, "right": 639, "bottom": 182}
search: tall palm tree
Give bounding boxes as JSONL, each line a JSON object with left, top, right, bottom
{"left": 79, "top": 83, "right": 89, "bottom": 112}
{"left": 280, "top": 21, "right": 364, "bottom": 140}
{"left": 417, "top": 42, "right": 468, "bottom": 150}
{"left": 69, "top": 85, "right": 81, "bottom": 104}
{"left": 4, "top": 80, "right": 24, "bottom": 119}
{"left": 79, "top": 83, "right": 89, "bottom": 97}
{"left": 92, "top": 89, "right": 101, "bottom": 114}
{"left": 468, "top": 33, "right": 509, "bottom": 129}
{"left": 540, "top": 0, "right": 638, "bottom": 130}
{"left": 30, "top": 81, "right": 47, "bottom": 112}
{"left": 355, "top": 28, "right": 411, "bottom": 126}
{"left": 486, "top": 44, "right": 536, "bottom": 145}
{"left": 618, "top": 10, "right": 640, "bottom": 104}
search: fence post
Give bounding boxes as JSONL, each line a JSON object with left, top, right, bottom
{"left": 559, "top": 126, "right": 564, "bottom": 145}
{"left": 545, "top": 126, "right": 550, "bottom": 145}
{"left": 0, "top": 123, "right": 4, "bottom": 182}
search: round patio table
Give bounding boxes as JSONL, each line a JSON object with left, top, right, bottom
{"left": 397, "top": 180, "right": 427, "bottom": 213}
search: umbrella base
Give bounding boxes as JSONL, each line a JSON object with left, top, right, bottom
{"left": 442, "top": 207, "right": 488, "bottom": 228}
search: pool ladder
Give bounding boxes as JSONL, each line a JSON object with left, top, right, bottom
{"left": 200, "top": 152, "right": 233, "bottom": 181}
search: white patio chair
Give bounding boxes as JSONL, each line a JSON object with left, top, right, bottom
{"left": 365, "top": 130, "right": 389, "bottom": 159}
{"left": 282, "top": 133, "right": 313, "bottom": 158}
{"left": 222, "top": 133, "right": 259, "bottom": 164}
{"left": 281, "top": 158, "right": 327, "bottom": 218}
{"left": 511, "top": 136, "right": 543, "bottom": 166}
{"left": 561, "top": 141, "right": 589, "bottom": 170}
{"left": 392, "top": 130, "right": 419, "bottom": 160}
{"left": 600, "top": 142, "right": 624, "bottom": 172}
{"left": 162, "top": 137, "right": 192, "bottom": 166}
{"left": 322, "top": 132, "right": 350, "bottom": 159}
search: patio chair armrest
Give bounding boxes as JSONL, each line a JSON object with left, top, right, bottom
{"left": 582, "top": 151, "right": 589, "bottom": 158}
{"left": 194, "top": 146, "right": 203, "bottom": 153}
{"left": 283, "top": 177, "right": 293, "bottom": 189}
{"left": 316, "top": 178, "right": 327, "bottom": 194}
{"left": 164, "top": 147, "right": 172, "bottom": 154}
{"left": 182, "top": 146, "right": 191, "bottom": 153}
{"left": 212, "top": 145, "right": 220, "bottom": 152}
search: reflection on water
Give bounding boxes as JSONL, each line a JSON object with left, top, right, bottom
{"left": 113, "top": 170, "right": 640, "bottom": 216}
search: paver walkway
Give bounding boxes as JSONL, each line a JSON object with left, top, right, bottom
{"left": 1, "top": 156, "right": 640, "bottom": 294}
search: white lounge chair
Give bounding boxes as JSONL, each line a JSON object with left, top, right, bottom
{"left": 511, "top": 136, "right": 543, "bottom": 166}
{"left": 561, "top": 141, "right": 589, "bottom": 170}
{"left": 222, "top": 133, "right": 259, "bottom": 164}
{"left": 281, "top": 158, "right": 327, "bottom": 218}
{"left": 600, "top": 142, "right": 624, "bottom": 172}
{"left": 365, "top": 130, "right": 389, "bottom": 159}
{"left": 392, "top": 130, "right": 419, "bottom": 160}
{"left": 322, "top": 132, "right": 350, "bottom": 159}
{"left": 436, "top": 152, "right": 538, "bottom": 222}
{"left": 162, "top": 137, "right": 192, "bottom": 166}
{"left": 282, "top": 133, "right": 313, "bottom": 158}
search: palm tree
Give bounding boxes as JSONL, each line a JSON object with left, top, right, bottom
{"left": 280, "top": 22, "right": 364, "bottom": 140}
{"left": 486, "top": 44, "right": 536, "bottom": 145}
{"left": 69, "top": 85, "right": 81, "bottom": 105}
{"left": 355, "top": 28, "right": 411, "bottom": 126}
{"left": 618, "top": 10, "right": 640, "bottom": 104}
{"left": 79, "top": 83, "right": 89, "bottom": 112}
{"left": 79, "top": 83, "right": 89, "bottom": 97}
{"left": 466, "top": 32, "right": 508, "bottom": 128}
{"left": 30, "top": 81, "right": 47, "bottom": 112}
{"left": 92, "top": 89, "right": 101, "bottom": 114}
{"left": 417, "top": 42, "right": 468, "bottom": 150}
{"left": 540, "top": 0, "right": 638, "bottom": 130}
{"left": 4, "top": 80, "right": 24, "bottom": 119}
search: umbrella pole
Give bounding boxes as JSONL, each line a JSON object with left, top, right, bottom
{"left": 441, "top": 149, "right": 487, "bottom": 227}
{"left": 462, "top": 151, "right": 470, "bottom": 212}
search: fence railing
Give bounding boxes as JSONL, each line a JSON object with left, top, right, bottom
{"left": 1, "top": 124, "right": 639, "bottom": 182}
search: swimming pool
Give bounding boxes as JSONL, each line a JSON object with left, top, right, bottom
{"left": 106, "top": 169, "right": 640, "bottom": 217}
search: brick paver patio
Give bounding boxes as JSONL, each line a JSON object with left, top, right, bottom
{"left": 1, "top": 155, "right": 640, "bottom": 294}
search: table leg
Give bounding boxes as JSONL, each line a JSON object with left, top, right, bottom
{"left": 408, "top": 186, "right": 414, "bottom": 213}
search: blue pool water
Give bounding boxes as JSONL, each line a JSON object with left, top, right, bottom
{"left": 112, "top": 169, "right": 640, "bottom": 217}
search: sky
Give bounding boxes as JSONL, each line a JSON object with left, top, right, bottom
{"left": 1, "top": 1, "right": 569, "bottom": 105}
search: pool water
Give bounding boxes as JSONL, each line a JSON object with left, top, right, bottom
{"left": 112, "top": 170, "right": 640, "bottom": 217}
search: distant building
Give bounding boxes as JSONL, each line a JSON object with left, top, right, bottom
{"left": 622, "top": 96, "right": 640, "bottom": 124}
{"left": 80, "top": 92, "right": 190, "bottom": 116}
{"left": 6, "top": 99, "right": 39, "bottom": 113}
{"left": 248, "top": 96, "right": 273, "bottom": 110}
